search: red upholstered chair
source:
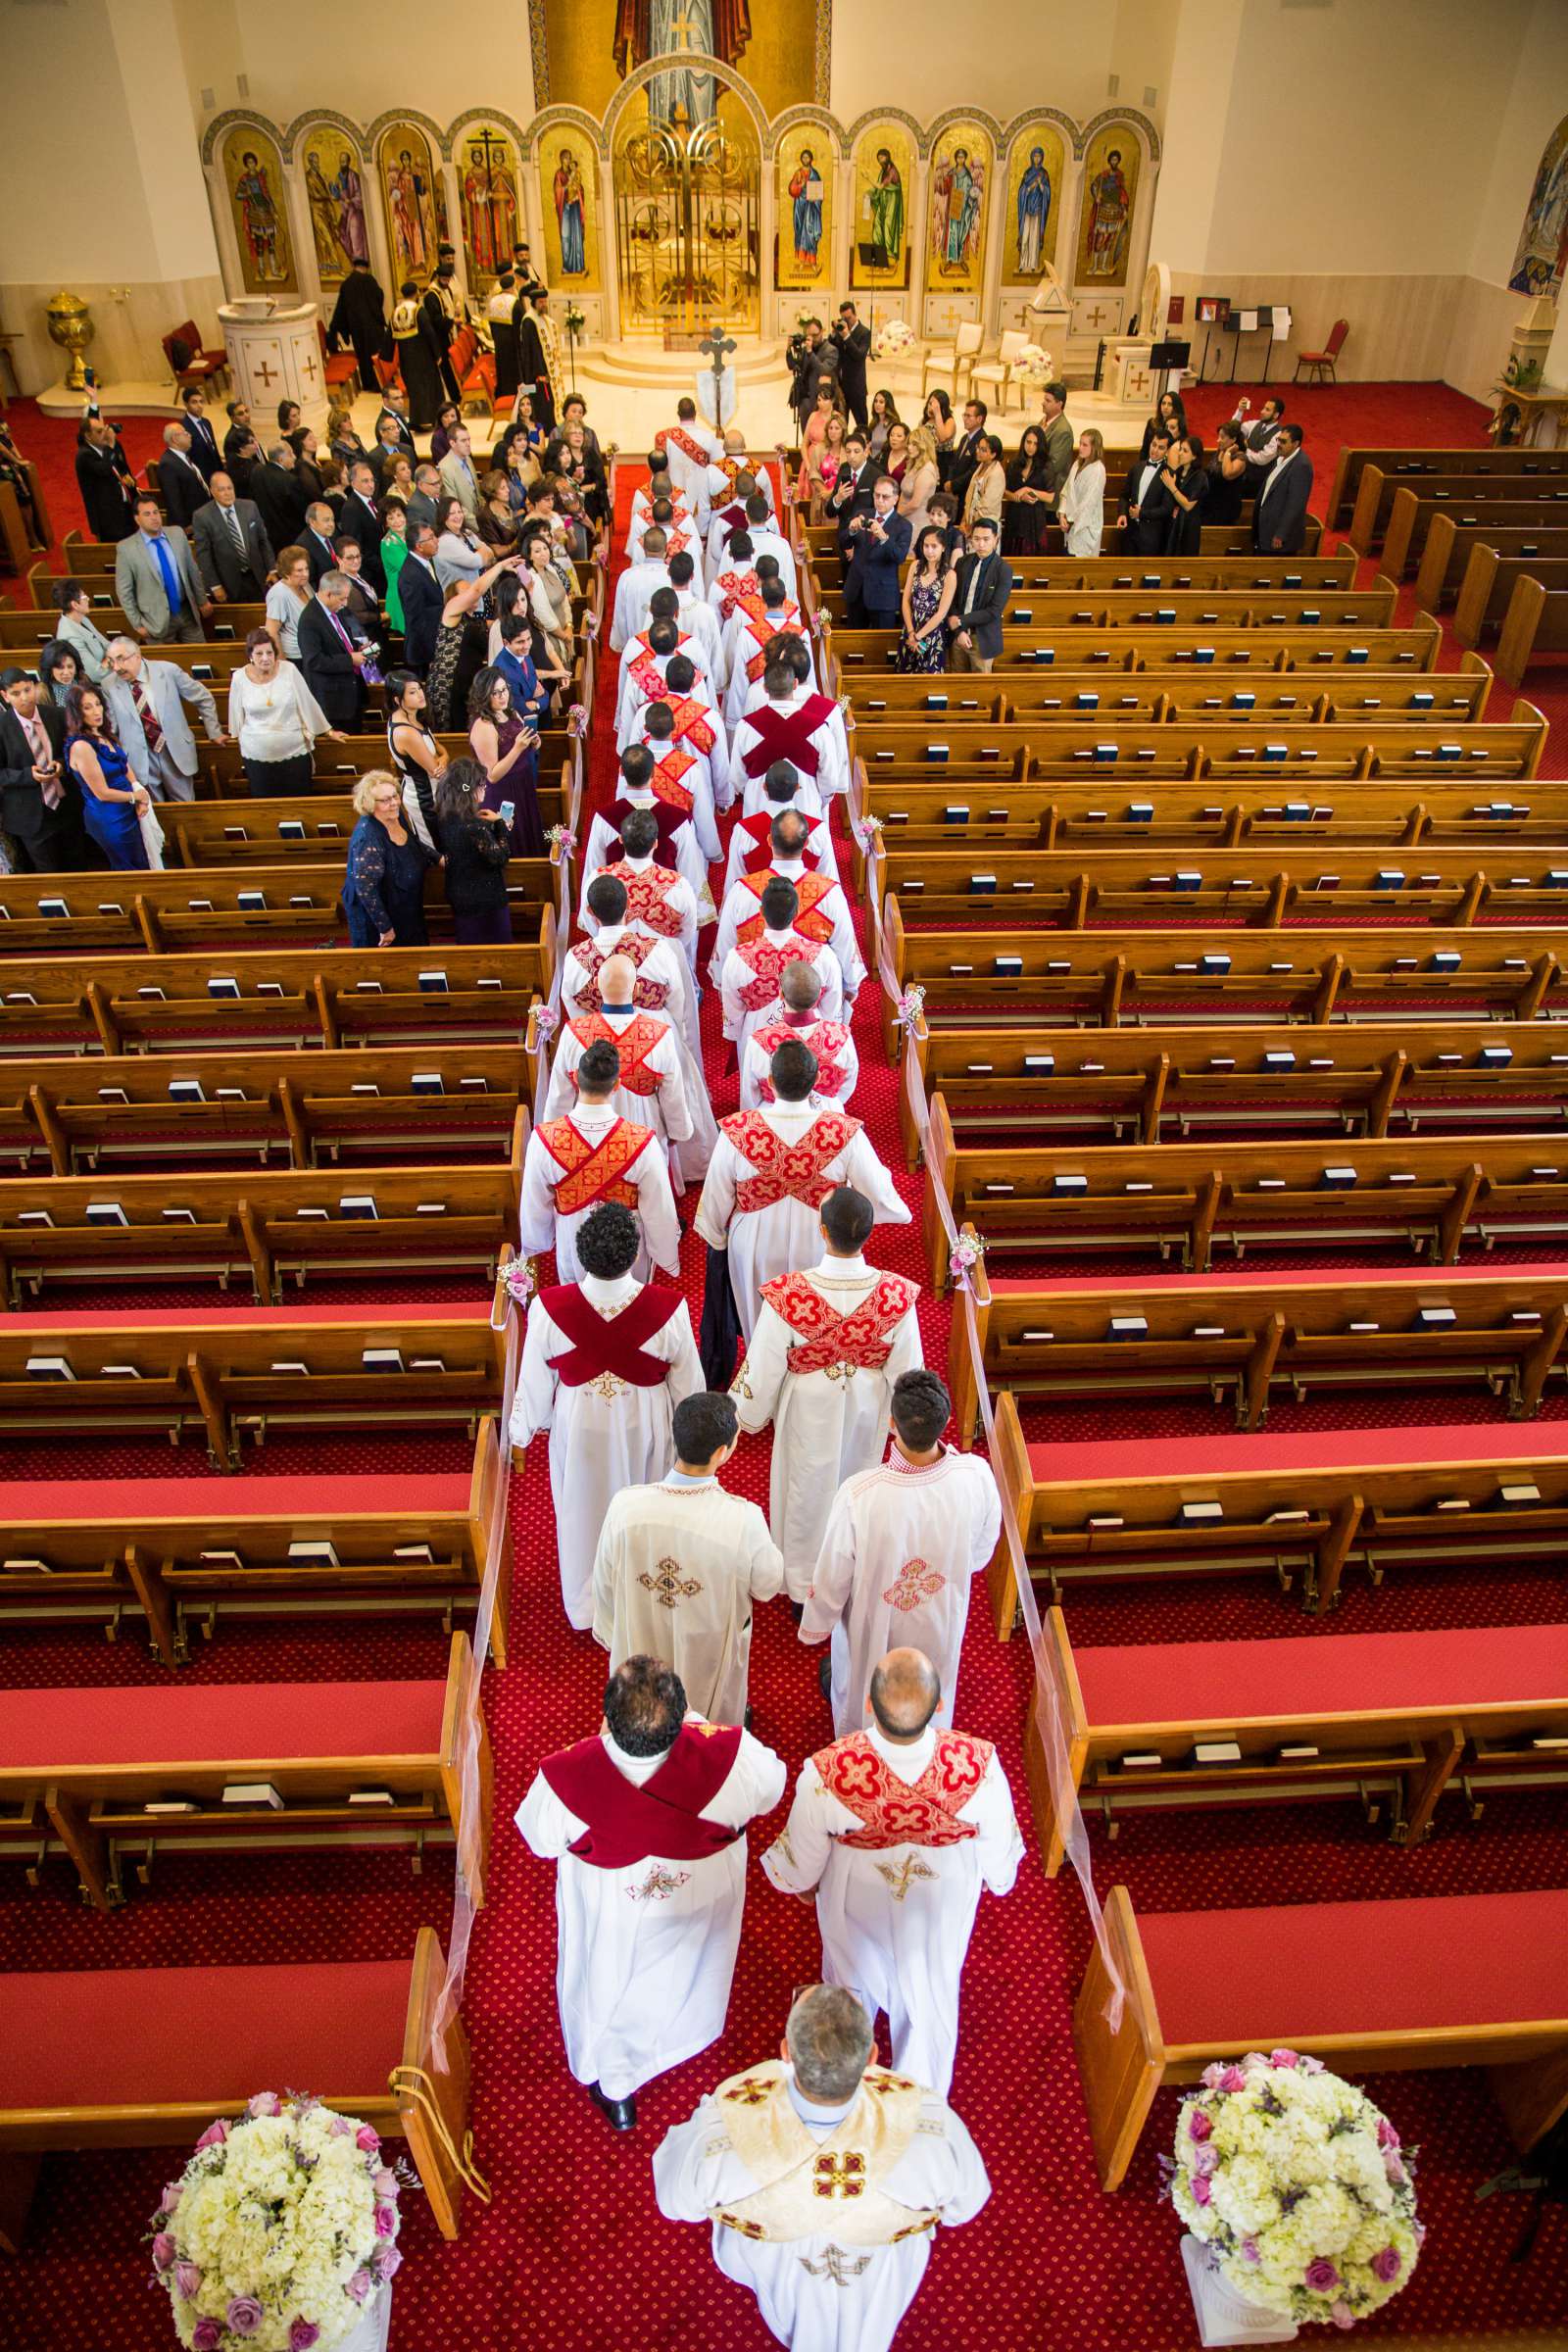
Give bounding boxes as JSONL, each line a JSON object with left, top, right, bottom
{"left": 162, "top": 319, "right": 226, "bottom": 394}
{"left": 1295, "top": 318, "right": 1349, "bottom": 384}
{"left": 452, "top": 323, "right": 493, "bottom": 416}
{"left": 372, "top": 350, "right": 403, "bottom": 395}
{"left": 318, "top": 318, "right": 360, "bottom": 400}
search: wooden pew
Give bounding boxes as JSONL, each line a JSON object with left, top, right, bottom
{"left": 1382, "top": 489, "right": 1568, "bottom": 582}
{"left": 1326, "top": 440, "right": 1568, "bottom": 532}
{"left": 1, "top": 1043, "right": 536, "bottom": 1175}
{"left": 159, "top": 784, "right": 571, "bottom": 860}
{"left": 989, "top": 1388, "right": 1568, "bottom": 1612}
{"left": 0, "top": 602, "right": 269, "bottom": 649}
{"left": 0, "top": 1633, "right": 491, "bottom": 1912}
{"left": 902, "top": 1016, "right": 1568, "bottom": 1173}
{"left": 0, "top": 1925, "right": 476, "bottom": 2245}
{"left": 849, "top": 710, "right": 1546, "bottom": 783}
{"left": 0, "top": 939, "right": 553, "bottom": 1056}
{"left": 0, "top": 857, "right": 564, "bottom": 956}
{"left": 825, "top": 621, "right": 1443, "bottom": 678}
{"left": 818, "top": 581, "right": 1400, "bottom": 633}
{"left": 1345, "top": 459, "right": 1568, "bottom": 551}
{"left": 1453, "top": 545, "right": 1568, "bottom": 650}
{"left": 1418, "top": 523, "right": 1568, "bottom": 618}
{"left": 1073, "top": 1884, "right": 1568, "bottom": 2192}
{"left": 854, "top": 772, "right": 1568, "bottom": 859}
{"left": 0, "top": 1417, "right": 508, "bottom": 1665}
{"left": 1032, "top": 1607, "right": 1568, "bottom": 1868}
{"left": 949, "top": 1253, "right": 1568, "bottom": 1444}
{"left": 1494, "top": 572, "right": 1568, "bottom": 692}
{"left": 0, "top": 1305, "right": 505, "bottom": 1459}
{"left": 887, "top": 912, "right": 1567, "bottom": 1047}
{"left": 868, "top": 840, "right": 1568, "bottom": 934}
{"left": 852, "top": 661, "right": 1492, "bottom": 729}
{"left": 921, "top": 1114, "right": 1568, "bottom": 1290}
{"left": 0, "top": 1156, "right": 522, "bottom": 1306}
{"left": 804, "top": 539, "right": 1334, "bottom": 589}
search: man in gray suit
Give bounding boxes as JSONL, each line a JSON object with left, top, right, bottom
{"left": 191, "top": 470, "right": 274, "bottom": 606}
{"left": 103, "top": 634, "right": 226, "bottom": 802}
{"left": 114, "top": 496, "right": 211, "bottom": 645}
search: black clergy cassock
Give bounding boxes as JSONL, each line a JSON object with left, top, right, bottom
{"left": 327, "top": 266, "right": 391, "bottom": 389}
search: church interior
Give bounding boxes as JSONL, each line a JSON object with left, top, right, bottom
{"left": 2, "top": 0, "right": 1568, "bottom": 2346}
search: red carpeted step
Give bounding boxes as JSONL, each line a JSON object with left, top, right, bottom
{"left": 0, "top": 1676, "right": 448, "bottom": 1768}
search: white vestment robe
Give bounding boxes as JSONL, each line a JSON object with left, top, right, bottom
{"left": 582, "top": 852, "right": 701, "bottom": 976}
{"left": 592, "top": 1471, "right": 785, "bottom": 1723}
{"left": 580, "top": 801, "right": 714, "bottom": 933}
{"left": 733, "top": 1253, "right": 924, "bottom": 1593}
{"left": 719, "top": 927, "right": 844, "bottom": 1061}
{"left": 674, "top": 590, "right": 726, "bottom": 691}
{"left": 653, "top": 2070, "right": 990, "bottom": 2352}
{"left": 734, "top": 690, "right": 851, "bottom": 806}
{"left": 741, "top": 1011, "right": 859, "bottom": 1112}
{"left": 515, "top": 1718, "right": 785, "bottom": 2096}
{"left": 802, "top": 1446, "right": 1003, "bottom": 1736}
{"left": 626, "top": 485, "right": 694, "bottom": 547}
{"left": 562, "top": 922, "right": 699, "bottom": 1055}
{"left": 761, "top": 1722, "right": 1023, "bottom": 2097}
{"left": 720, "top": 807, "right": 838, "bottom": 906}
{"left": 704, "top": 461, "right": 777, "bottom": 520}
{"left": 632, "top": 727, "right": 728, "bottom": 861}
{"left": 660, "top": 425, "right": 723, "bottom": 516}
{"left": 695, "top": 1103, "right": 911, "bottom": 1343}
{"left": 615, "top": 640, "right": 720, "bottom": 747}
{"left": 710, "top": 861, "right": 865, "bottom": 997}
{"left": 722, "top": 609, "right": 812, "bottom": 726}
{"left": 518, "top": 1103, "right": 682, "bottom": 1283}
{"left": 545, "top": 1001, "right": 716, "bottom": 1183}
{"left": 609, "top": 560, "right": 674, "bottom": 653}
{"left": 509, "top": 1269, "right": 704, "bottom": 1625}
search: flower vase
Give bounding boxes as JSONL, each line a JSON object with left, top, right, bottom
{"left": 1181, "top": 2238, "right": 1298, "bottom": 2346}
{"left": 338, "top": 2285, "right": 393, "bottom": 2352}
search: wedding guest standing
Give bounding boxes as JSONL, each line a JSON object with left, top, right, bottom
{"left": 227, "top": 629, "right": 344, "bottom": 796}
{"left": 897, "top": 525, "right": 956, "bottom": 674}
{"left": 1057, "top": 427, "right": 1107, "bottom": 557}
{"left": 342, "top": 769, "right": 433, "bottom": 947}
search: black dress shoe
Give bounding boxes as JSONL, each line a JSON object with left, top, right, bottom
{"left": 589, "top": 2082, "right": 637, "bottom": 2132}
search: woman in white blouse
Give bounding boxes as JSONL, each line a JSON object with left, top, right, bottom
{"left": 264, "top": 547, "right": 313, "bottom": 662}
{"left": 227, "top": 628, "right": 344, "bottom": 795}
{"left": 435, "top": 495, "right": 486, "bottom": 592}
{"left": 1057, "top": 427, "right": 1107, "bottom": 558}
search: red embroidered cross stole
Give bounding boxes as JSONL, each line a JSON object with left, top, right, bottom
{"left": 542, "top": 1722, "right": 744, "bottom": 1868}
{"left": 665, "top": 695, "right": 715, "bottom": 756}
{"left": 760, "top": 1270, "right": 920, "bottom": 1377}
{"left": 536, "top": 1115, "right": 652, "bottom": 1216}
{"left": 715, "top": 568, "right": 760, "bottom": 620}
{"left": 660, "top": 425, "right": 712, "bottom": 470}
{"left": 736, "top": 868, "right": 834, "bottom": 945}
{"left": 734, "top": 937, "right": 811, "bottom": 1011}
{"left": 752, "top": 1018, "right": 850, "bottom": 1100}
{"left": 539, "top": 1279, "right": 685, "bottom": 1388}
{"left": 601, "top": 859, "right": 686, "bottom": 938}
{"left": 740, "top": 696, "right": 836, "bottom": 778}
{"left": 572, "top": 935, "right": 669, "bottom": 1015}
{"left": 607, "top": 798, "right": 683, "bottom": 867}
{"left": 744, "top": 612, "right": 802, "bottom": 682}
{"left": 566, "top": 1009, "right": 666, "bottom": 1097}
{"left": 810, "top": 1730, "right": 994, "bottom": 1851}
{"left": 647, "top": 748, "right": 697, "bottom": 813}
{"left": 724, "top": 1107, "right": 860, "bottom": 1214}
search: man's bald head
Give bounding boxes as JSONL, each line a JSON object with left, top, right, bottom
{"left": 780, "top": 957, "right": 821, "bottom": 1013}
{"left": 868, "top": 1647, "right": 942, "bottom": 1740}
{"left": 600, "top": 954, "right": 637, "bottom": 1005}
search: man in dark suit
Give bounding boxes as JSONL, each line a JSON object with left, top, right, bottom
{"left": 422, "top": 253, "right": 463, "bottom": 403}
{"left": 223, "top": 398, "right": 259, "bottom": 477}
{"left": 335, "top": 461, "right": 386, "bottom": 594}
{"left": 297, "top": 572, "right": 367, "bottom": 732}
{"left": 251, "top": 443, "right": 308, "bottom": 550}
{"left": 74, "top": 416, "right": 138, "bottom": 541}
{"left": 946, "top": 517, "right": 1013, "bottom": 671}
{"left": 830, "top": 301, "right": 871, "bottom": 435}
{"left": 1252, "top": 424, "right": 1314, "bottom": 554}
{"left": 156, "top": 422, "right": 212, "bottom": 529}
{"left": 300, "top": 503, "right": 341, "bottom": 587}
{"left": 326, "top": 254, "right": 390, "bottom": 392}
{"left": 0, "top": 667, "right": 85, "bottom": 871}
{"left": 179, "top": 387, "right": 221, "bottom": 479}
{"left": 374, "top": 388, "right": 417, "bottom": 460}
{"left": 828, "top": 434, "right": 879, "bottom": 560}
{"left": 192, "top": 470, "right": 274, "bottom": 605}
{"left": 396, "top": 524, "right": 445, "bottom": 674}
{"left": 945, "top": 400, "right": 988, "bottom": 515}
{"left": 1118, "top": 428, "right": 1175, "bottom": 555}
{"left": 841, "top": 474, "right": 910, "bottom": 629}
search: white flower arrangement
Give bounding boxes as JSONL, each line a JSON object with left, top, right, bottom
{"left": 148, "top": 2095, "right": 405, "bottom": 2351}
{"left": 872, "top": 318, "right": 915, "bottom": 361}
{"left": 1013, "top": 343, "right": 1054, "bottom": 385}
{"left": 1169, "top": 2051, "right": 1421, "bottom": 2330}
{"left": 504, "top": 1253, "right": 539, "bottom": 1311}
{"left": 852, "top": 812, "right": 884, "bottom": 853}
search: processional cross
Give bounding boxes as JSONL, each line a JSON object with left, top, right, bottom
{"left": 700, "top": 322, "right": 736, "bottom": 412}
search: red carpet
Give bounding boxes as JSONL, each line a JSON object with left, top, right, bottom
{"left": 2, "top": 402, "right": 1567, "bottom": 2351}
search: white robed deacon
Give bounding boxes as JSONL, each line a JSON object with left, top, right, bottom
{"left": 718, "top": 875, "right": 845, "bottom": 1065}
{"left": 582, "top": 825, "right": 702, "bottom": 977}
{"left": 696, "top": 1039, "right": 909, "bottom": 1343}
{"left": 517, "top": 1654, "right": 786, "bottom": 2131}
{"left": 580, "top": 752, "right": 715, "bottom": 932}
{"left": 732, "top": 1185, "right": 923, "bottom": 1595}
{"left": 509, "top": 1202, "right": 703, "bottom": 1627}
{"left": 614, "top": 619, "right": 721, "bottom": 747}
{"left": 709, "top": 815, "right": 865, "bottom": 998}
{"left": 654, "top": 1984, "right": 990, "bottom": 2352}
{"left": 564, "top": 873, "right": 700, "bottom": 1054}
{"left": 592, "top": 1390, "right": 784, "bottom": 1726}
{"left": 669, "top": 564, "right": 726, "bottom": 684}
{"left": 740, "top": 963, "right": 859, "bottom": 1112}
{"left": 801, "top": 1369, "right": 1002, "bottom": 1737}
{"left": 608, "top": 534, "right": 675, "bottom": 653}
{"left": 721, "top": 772, "right": 838, "bottom": 906}
{"left": 659, "top": 406, "right": 724, "bottom": 522}
{"left": 761, "top": 1648, "right": 1023, "bottom": 2099}
{"left": 734, "top": 670, "right": 851, "bottom": 808}
{"left": 543, "top": 959, "right": 704, "bottom": 1162}
{"left": 518, "top": 1043, "right": 682, "bottom": 1286}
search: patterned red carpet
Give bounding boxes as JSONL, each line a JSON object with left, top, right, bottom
{"left": 2, "top": 393, "right": 1566, "bottom": 2350}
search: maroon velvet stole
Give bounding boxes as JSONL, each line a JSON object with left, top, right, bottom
{"left": 609, "top": 795, "right": 684, "bottom": 868}
{"left": 540, "top": 1282, "right": 685, "bottom": 1387}
{"left": 542, "top": 1723, "right": 746, "bottom": 1867}
{"left": 740, "top": 696, "right": 836, "bottom": 778}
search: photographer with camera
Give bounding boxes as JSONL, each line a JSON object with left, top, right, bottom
{"left": 828, "top": 300, "right": 871, "bottom": 435}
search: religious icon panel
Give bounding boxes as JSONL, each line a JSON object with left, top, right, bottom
{"left": 541, "top": 134, "right": 602, "bottom": 293}
{"left": 458, "top": 124, "right": 522, "bottom": 292}
{"left": 1074, "top": 122, "right": 1139, "bottom": 287}
{"left": 1509, "top": 114, "right": 1568, "bottom": 303}
{"left": 299, "top": 125, "right": 369, "bottom": 289}
{"left": 223, "top": 124, "right": 296, "bottom": 294}
{"left": 531, "top": 0, "right": 820, "bottom": 121}
{"left": 1004, "top": 122, "right": 1064, "bottom": 281}
{"left": 926, "top": 122, "right": 992, "bottom": 296}
{"left": 377, "top": 122, "right": 447, "bottom": 285}
{"left": 776, "top": 126, "right": 831, "bottom": 292}
{"left": 849, "top": 123, "right": 914, "bottom": 294}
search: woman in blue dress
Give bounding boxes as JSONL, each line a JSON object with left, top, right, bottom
{"left": 63, "top": 682, "right": 151, "bottom": 868}
{"left": 342, "top": 770, "right": 434, "bottom": 946}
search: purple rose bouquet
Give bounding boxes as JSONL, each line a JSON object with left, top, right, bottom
{"left": 1168, "top": 2050, "right": 1421, "bottom": 2329}
{"left": 148, "top": 2094, "right": 405, "bottom": 2350}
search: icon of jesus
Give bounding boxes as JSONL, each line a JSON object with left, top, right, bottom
{"left": 612, "top": 0, "right": 752, "bottom": 126}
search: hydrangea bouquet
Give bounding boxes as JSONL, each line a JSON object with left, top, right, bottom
{"left": 1170, "top": 2051, "right": 1421, "bottom": 2331}
{"left": 148, "top": 2094, "right": 404, "bottom": 2352}
{"left": 1013, "top": 343, "right": 1054, "bottom": 385}
{"left": 872, "top": 318, "right": 915, "bottom": 361}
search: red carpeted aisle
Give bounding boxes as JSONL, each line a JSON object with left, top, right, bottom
{"left": 1, "top": 400, "right": 1566, "bottom": 2351}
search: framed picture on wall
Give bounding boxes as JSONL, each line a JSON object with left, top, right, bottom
{"left": 1197, "top": 294, "right": 1229, "bottom": 324}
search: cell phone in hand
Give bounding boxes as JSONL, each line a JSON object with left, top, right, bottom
{"left": 499, "top": 802, "right": 515, "bottom": 827}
